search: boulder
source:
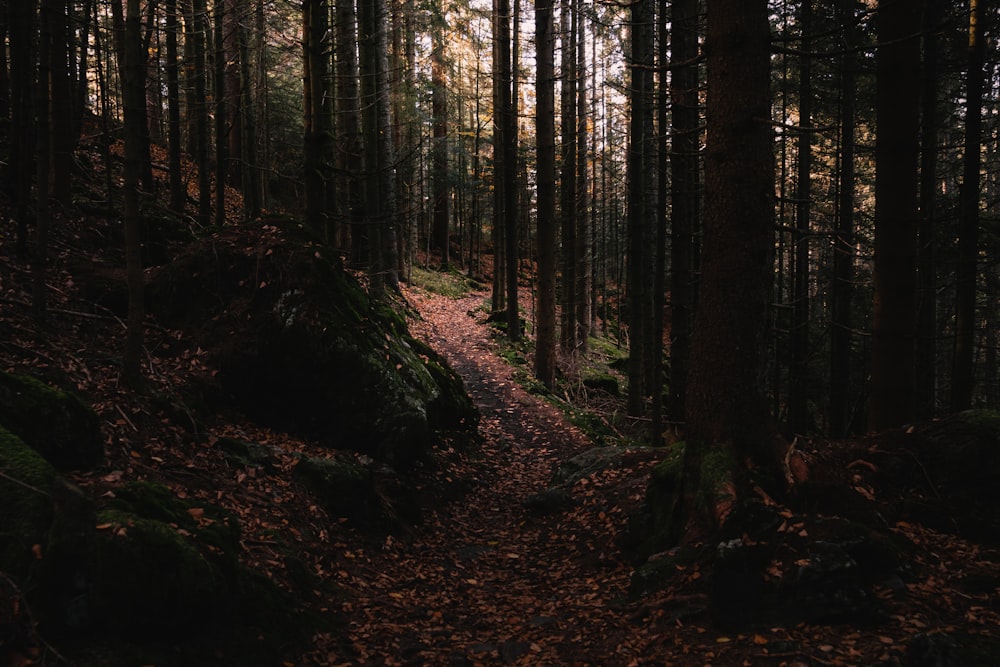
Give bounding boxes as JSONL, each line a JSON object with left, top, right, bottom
{"left": 0, "top": 428, "right": 57, "bottom": 578}
{"left": 148, "top": 226, "right": 477, "bottom": 465}
{"left": 0, "top": 371, "right": 103, "bottom": 471}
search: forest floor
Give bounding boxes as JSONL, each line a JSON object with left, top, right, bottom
{"left": 292, "top": 281, "right": 1000, "bottom": 666}
{"left": 1, "top": 211, "right": 998, "bottom": 665}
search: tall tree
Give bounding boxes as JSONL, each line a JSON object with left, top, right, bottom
{"left": 164, "top": 0, "right": 185, "bottom": 213}
{"left": 575, "top": 4, "right": 591, "bottom": 351}
{"left": 336, "top": 0, "right": 363, "bottom": 255}
{"left": 358, "top": 0, "right": 399, "bottom": 292}
{"left": 829, "top": 0, "right": 858, "bottom": 436}
{"left": 431, "top": 27, "right": 450, "bottom": 267}
{"left": 668, "top": 0, "right": 699, "bottom": 426}
{"left": 214, "top": 0, "right": 228, "bottom": 227}
{"left": 9, "top": 0, "right": 37, "bottom": 255}
{"left": 951, "top": 0, "right": 985, "bottom": 410}
{"left": 915, "top": 0, "right": 942, "bottom": 417}
{"left": 682, "top": 0, "right": 776, "bottom": 526}
{"left": 48, "top": 0, "right": 73, "bottom": 206}
{"left": 494, "top": 0, "right": 519, "bottom": 337}
{"left": 534, "top": 0, "right": 557, "bottom": 387}
{"left": 34, "top": 0, "right": 52, "bottom": 317}
{"left": 788, "top": 0, "right": 812, "bottom": 435}
{"left": 868, "top": 0, "right": 921, "bottom": 430}
{"left": 122, "top": 0, "right": 147, "bottom": 387}
{"left": 188, "top": 0, "right": 212, "bottom": 226}
{"left": 303, "top": 0, "right": 332, "bottom": 239}
{"left": 625, "top": 0, "right": 654, "bottom": 416}
{"left": 559, "top": 0, "right": 578, "bottom": 351}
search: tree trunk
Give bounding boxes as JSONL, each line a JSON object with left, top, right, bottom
{"left": 503, "top": 0, "right": 519, "bottom": 339}
{"left": 9, "top": 0, "right": 37, "bottom": 256}
{"left": 303, "top": 0, "right": 332, "bottom": 239}
{"left": 868, "top": 0, "right": 921, "bottom": 431}
{"left": 915, "top": 0, "right": 941, "bottom": 417}
{"left": 122, "top": 0, "right": 146, "bottom": 388}
{"left": 951, "top": 0, "right": 984, "bottom": 411}
{"left": 34, "top": 0, "right": 52, "bottom": 318}
{"left": 534, "top": 0, "right": 557, "bottom": 388}
{"left": 625, "top": 0, "right": 654, "bottom": 416}
{"left": 559, "top": 0, "right": 577, "bottom": 351}
{"left": 336, "top": 0, "right": 363, "bottom": 258}
{"left": 165, "top": 0, "right": 184, "bottom": 212}
{"left": 214, "top": 0, "right": 228, "bottom": 228}
{"left": 668, "top": 0, "right": 699, "bottom": 428}
{"left": 574, "top": 10, "right": 590, "bottom": 352}
{"left": 49, "top": 0, "right": 73, "bottom": 206}
{"left": 188, "top": 0, "right": 212, "bottom": 226}
{"left": 682, "top": 0, "right": 776, "bottom": 528}
{"left": 789, "top": 0, "right": 812, "bottom": 435}
{"left": 830, "top": 0, "right": 858, "bottom": 437}
{"left": 359, "top": 0, "right": 398, "bottom": 293}
{"left": 431, "top": 30, "right": 450, "bottom": 267}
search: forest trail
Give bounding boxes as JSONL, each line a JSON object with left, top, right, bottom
{"left": 321, "top": 285, "right": 649, "bottom": 665}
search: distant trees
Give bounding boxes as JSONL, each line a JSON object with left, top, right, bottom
{"left": 2, "top": 0, "right": 999, "bottom": 417}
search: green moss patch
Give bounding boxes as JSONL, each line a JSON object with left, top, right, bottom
{"left": 0, "top": 371, "right": 102, "bottom": 470}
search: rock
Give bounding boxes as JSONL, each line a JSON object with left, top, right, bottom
{"left": 551, "top": 447, "right": 622, "bottom": 486}
{"left": 148, "top": 228, "right": 477, "bottom": 465}
{"left": 0, "top": 427, "right": 57, "bottom": 578}
{"left": 523, "top": 487, "right": 574, "bottom": 514}
{"left": 0, "top": 371, "right": 103, "bottom": 471}
{"left": 293, "top": 455, "right": 374, "bottom": 522}
{"left": 217, "top": 436, "right": 277, "bottom": 469}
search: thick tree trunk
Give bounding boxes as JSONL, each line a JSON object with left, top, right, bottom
{"left": 625, "top": 0, "right": 654, "bottom": 416}
{"left": 534, "top": 0, "right": 557, "bottom": 388}
{"left": 830, "top": 0, "right": 858, "bottom": 436}
{"left": 682, "top": 0, "right": 776, "bottom": 528}
{"left": 559, "top": 0, "right": 577, "bottom": 351}
{"left": 868, "top": 0, "right": 921, "bottom": 430}
{"left": 431, "top": 31, "right": 450, "bottom": 267}
{"left": 668, "top": 0, "right": 699, "bottom": 428}
{"left": 122, "top": 0, "right": 146, "bottom": 387}
{"left": 951, "top": 0, "right": 984, "bottom": 411}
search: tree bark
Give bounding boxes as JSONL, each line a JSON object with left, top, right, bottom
{"left": 683, "top": 0, "right": 776, "bottom": 527}
{"left": 668, "top": 0, "right": 699, "bottom": 428}
{"left": 868, "top": 0, "right": 921, "bottom": 430}
{"left": 625, "top": 0, "right": 654, "bottom": 416}
{"left": 951, "top": 0, "right": 984, "bottom": 411}
{"left": 830, "top": 0, "right": 858, "bottom": 437}
{"left": 534, "top": 0, "right": 557, "bottom": 388}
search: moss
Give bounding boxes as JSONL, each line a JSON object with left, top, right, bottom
{"left": 94, "top": 508, "right": 222, "bottom": 630}
{"left": 634, "top": 443, "right": 686, "bottom": 561}
{"left": 956, "top": 409, "right": 1000, "bottom": 435}
{"left": 697, "top": 444, "right": 738, "bottom": 509}
{"left": 629, "top": 545, "right": 703, "bottom": 598}
{"left": 0, "top": 371, "right": 102, "bottom": 470}
{"left": 0, "top": 427, "right": 57, "bottom": 576}
{"left": 108, "top": 481, "right": 242, "bottom": 567}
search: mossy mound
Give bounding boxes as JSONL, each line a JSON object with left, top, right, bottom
{"left": 0, "top": 427, "right": 57, "bottom": 578}
{"left": 0, "top": 371, "right": 103, "bottom": 470}
{"left": 148, "top": 225, "right": 477, "bottom": 465}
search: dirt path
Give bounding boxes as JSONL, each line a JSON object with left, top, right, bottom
{"left": 328, "top": 287, "right": 645, "bottom": 666}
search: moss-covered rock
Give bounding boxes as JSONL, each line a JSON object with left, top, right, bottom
{"left": 0, "top": 427, "right": 57, "bottom": 578}
{"left": 293, "top": 455, "right": 400, "bottom": 528}
{"left": 0, "top": 371, "right": 103, "bottom": 470}
{"left": 147, "top": 226, "right": 477, "bottom": 465}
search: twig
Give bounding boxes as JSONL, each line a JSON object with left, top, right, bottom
{"left": 114, "top": 404, "right": 139, "bottom": 432}
{"left": 0, "top": 470, "right": 52, "bottom": 498}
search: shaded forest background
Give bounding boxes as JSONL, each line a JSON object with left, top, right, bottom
{"left": 3, "top": 0, "right": 999, "bottom": 437}
{"left": 2, "top": 0, "right": 1000, "bottom": 664}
